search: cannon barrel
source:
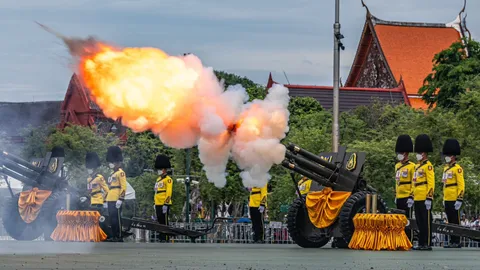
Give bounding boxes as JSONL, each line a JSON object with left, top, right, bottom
{"left": 1, "top": 151, "right": 43, "bottom": 173}
{"left": 285, "top": 151, "right": 338, "bottom": 182}
{"left": 287, "top": 143, "right": 337, "bottom": 171}
{"left": 0, "top": 167, "right": 38, "bottom": 187}
{"left": 281, "top": 160, "right": 336, "bottom": 188}
{"left": 0, "top": 150, "right": 64, "bottom": 189}
{"left": 1, "top": 159, "right": 40, "bottom": 180}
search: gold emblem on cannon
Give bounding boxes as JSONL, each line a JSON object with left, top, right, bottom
{"left": 346, "top": 153, "right": 357, "bottom": 171}
{"left": 48, "top": 158, "right": 58, "bottom": 173}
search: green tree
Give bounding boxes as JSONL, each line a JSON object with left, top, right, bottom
{"left": 419, "top": 39, "right": 480, "bottom": 109}
{"left": 20, "top": 121, "right": 57, "bottom": 159}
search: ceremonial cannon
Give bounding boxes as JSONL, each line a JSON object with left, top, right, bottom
{"left": 281, "top": 143, "right": 388, "bottom": 248}
{"left": 0, "top": 150, "right": 223, "bottom": 242}
{"left": 282, "top": 143, "right": 480, "bottom": 249}
{"left": 0, "top": 148, "right": 80, "bottom": 241}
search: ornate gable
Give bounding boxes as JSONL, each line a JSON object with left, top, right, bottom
{"left": 346, "top": 1, "right": 468, "bottom": 109}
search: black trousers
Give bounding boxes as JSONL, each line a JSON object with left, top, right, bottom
{"left": 250, "top": 207, "right": 264, "bottom": 242}
{"left": 108, "top": 202, "right": 122, "bottom": 239}
{"left": 396, "top": 198, "right": 414, "bottom": 242}
{"left": 414, "top": 200, "right": 432, "bottom": 247}
{"left": 445, "top": 200, "right": 460, "bottom": 244}
{"left": 155, "top": 205, "right": 170, "bottom": 241}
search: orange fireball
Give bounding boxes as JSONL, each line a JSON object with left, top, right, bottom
{"left": 78, "top": 44, "right": 207, "bottom": 148}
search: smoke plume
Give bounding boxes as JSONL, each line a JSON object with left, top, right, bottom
{"left": 38, "top": 23, "right": 290, "bottom": 188}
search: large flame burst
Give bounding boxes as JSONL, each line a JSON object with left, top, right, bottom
{"left": 75, "top": 41, "right": 289, "bottom": 188}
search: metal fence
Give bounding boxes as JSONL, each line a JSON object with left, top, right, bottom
{"left": 0, "top": 218, "right": 478, "bottom": 247}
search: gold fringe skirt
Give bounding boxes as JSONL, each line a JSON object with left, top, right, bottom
{"left": 51, "top": 210, "right": 107, "bottom": 242}
{"left": 348, "top": 213, "right": 412, "bottom": 251}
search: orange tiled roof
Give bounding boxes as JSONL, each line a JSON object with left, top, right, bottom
{"left": 408, "top": 97, "right": 435, "bottom": 110}
{"left": 374, "top": 24, "right": 461, "bottom": 97}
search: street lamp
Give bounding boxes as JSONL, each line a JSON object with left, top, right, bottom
{"left": 332, "top": 0, "right": 344, "bottom": 152}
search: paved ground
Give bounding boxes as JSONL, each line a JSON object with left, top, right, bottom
{"left": 0, "top": 242, "right": 478, "bottom": 270}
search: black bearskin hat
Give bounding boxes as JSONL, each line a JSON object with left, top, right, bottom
{"left": 106, "top": 146, "right": 123, "bottom": 162}
{"left": 51, "top": 146, "right": 65, "bottom": 158}
{"left": 414, "top": 134, "right": 433, "bottom": 153}
{"left": 155, "top": 154, "right": 171, "bottom": 169}
{"left": 85, "top": 152, "right": 101, "bottom": 169}
{"left": 395, "top": 135, "right": 413, "bottom": 153}
{"left": 442, "top": 139, "right": 461, "bottom": 156}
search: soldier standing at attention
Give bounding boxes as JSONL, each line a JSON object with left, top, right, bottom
{"left": 394, "top": 135, "right": 415, "bottom": 243}
{"left": 249, "top": 183, "right": 268, "bottom": 243}
{"left": 412, "top": 134, "right": 435, "bottom": 251}
{"left": 298, "top": 176, "right": 312, "bottom": 196}
{"left": 105, "top": 146, "right": 127, "bottom": 242}
{"left": 442, "top": 139, "right": 465, "bottom": 248}
{"left": 154, "top": 154, "right": 173, "bottom": 242}
{"left": 85, "top": 152, "right": 109, "bottom": 210}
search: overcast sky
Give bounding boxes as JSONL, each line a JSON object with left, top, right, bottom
{"left": 0, "top": 0, "right": 478, "bottom": 102}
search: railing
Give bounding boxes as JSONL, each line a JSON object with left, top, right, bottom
{"left": 0, "top": 218, "right": 478, "bottom": 247}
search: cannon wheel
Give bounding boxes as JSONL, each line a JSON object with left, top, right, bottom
{"left": 338, "top": 191, "right": 387, "bottom": 246}
{"left": 287, "top": 196, "right": 331, "bottom": 248}
{"left": 1, "top": 193, "right": 43, "bottom": 241}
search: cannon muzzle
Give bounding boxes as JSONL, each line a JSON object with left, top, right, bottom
{"left": 287, "top": 143, "right": 337, "bottom": 171}
{"left": 281, "top": 160, "right": 336, "bottom": 189}
{"left": 285, "top": 151, "right": 338, "bottom": 182}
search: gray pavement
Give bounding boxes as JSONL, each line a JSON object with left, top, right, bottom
{"left": 0, "top": 241, "right": 478, "bottom": 270}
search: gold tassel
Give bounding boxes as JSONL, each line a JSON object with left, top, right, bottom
{"left": 51, "top": 210, "right": 107, "bottom": 242}
{"left": 348, "top": 213, "right": 412, "bottom": 251}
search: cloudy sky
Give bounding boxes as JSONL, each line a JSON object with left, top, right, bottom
{"left": 0, "top": 0, "right": 478, "bottom": 102}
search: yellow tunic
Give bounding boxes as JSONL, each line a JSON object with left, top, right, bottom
{"left": 154, "top": 175, "right": 173, "bottom": 205}
{"left": 249, "top": 184, "right": 268, "bottom": 208}
{"left": 105, "top": 168, "right": 127, "bottom": 202}
{"left": 442, "top": 163, "right": 465, "bottom": 202}
{"left": 395, "top": 161, "right": 415, "bottom": 199}
{"left": 412, "top": 160, "right": 435, "bottom": 201}
{"left": 87, "top": 174, "right": 109, "bottom": 205}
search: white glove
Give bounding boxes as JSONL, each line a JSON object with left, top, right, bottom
{"left": 115, "top": 200, "right": 123, "bottom": 209}
{"left": 79, "top": 197, "right": 87, "bottom": 203}
{"left": 454, "top": 200, "right": 462, "bottom": 210}
{"left": 162, "top": 205, "right": 168, "bottom": 214}
{"left": 442, "top": 200, "right": 445, "bottom": 207}
{"left": 425, "top": 199, "right": 432, "bottom": 210}
{"left": 259, "top": 206, "right": 265, "bottom": 213}
{"left": 103, "top": 202, "right": 108, "bottom": 209}
{"left": 407, "top": 198, "right": 414, "bottom": 208}
{"left": 394, "top": 198, "right": 397, "bottom": 204}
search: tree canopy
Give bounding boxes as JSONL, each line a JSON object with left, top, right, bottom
{"left": 419, "top": 39, "right": 480, "bottom": 110}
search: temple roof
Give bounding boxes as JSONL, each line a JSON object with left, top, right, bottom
{"left": 346, "top": 1, "right": 469, "bottom": 109}
{"left": 62, "top": 74, "right": 102, "bottom": 112}
{"left": 267, "top": 74, "right": 409, "bottom": 112}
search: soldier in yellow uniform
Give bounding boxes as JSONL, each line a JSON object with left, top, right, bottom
{"left": 412, "top": 134, "right": 435, "bottom": 251}
{"left": 85, "top": 152, "right": 109, "bottom": 210}
{"left": 154, "top": 154, "right": 173, "bottom": 242}
{"left": 394, "top": 135, "right": 415, "bottom": 242}
{"left": 442, "top": 139, "right": 465, "bottom": 248}
{"left": 105, "top": 146, "right": 127, "bottom": 242}
{"left": 249, "top": 183, "right": 268, "bottom": 243}
{"left": 298, "top": 176, "right": 312, "bottom": 196}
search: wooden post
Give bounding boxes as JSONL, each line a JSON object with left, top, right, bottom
{"left": 366, "top": 194, "right": 371, "bottom": 213}
{"left": 372, "top": 194, "right": 378, "bottom": 213}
